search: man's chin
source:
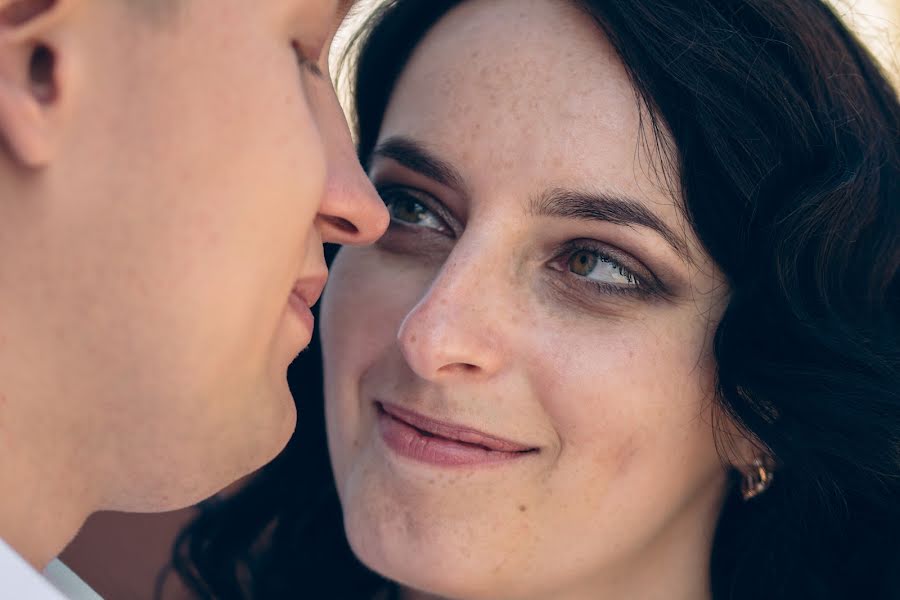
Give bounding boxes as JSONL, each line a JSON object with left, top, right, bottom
{"left": 234, "top": 386, "right": 298, "bottom": 474}
{"left": 117, "top": 395, "right": 297, "bottom": 514}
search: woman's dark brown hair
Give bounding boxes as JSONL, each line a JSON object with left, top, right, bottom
{"left": 165, "top": 1, "right": 900, "bottom": 598}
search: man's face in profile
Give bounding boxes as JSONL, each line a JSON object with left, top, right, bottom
{"left": 0, "top": 0, "right": 378, "bottom": 512}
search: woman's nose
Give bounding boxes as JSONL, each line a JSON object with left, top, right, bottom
{"left": 396, "top": 264, "right": 506, "bottom": 383}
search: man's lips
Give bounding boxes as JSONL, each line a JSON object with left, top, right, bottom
{"left": 286, "top": 272, "right": 327, "bottom": 335}
{"left": 377, "top": 402, "right": 538, "bottom": 454}
{"left": 292, "top": 272, "right": 328, "bottom": 308}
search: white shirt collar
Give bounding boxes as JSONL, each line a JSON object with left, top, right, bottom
{"left": 44, "top": 559, "right": 103, "bottom": 600}
{"left": 0, "top": 538, "right": 102, "bottom": 600}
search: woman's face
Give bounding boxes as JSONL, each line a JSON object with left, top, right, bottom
{"left": 322, "top": 0, "right": 735, "bottom": 597}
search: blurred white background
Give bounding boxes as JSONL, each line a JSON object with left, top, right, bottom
{"left": 833, "top": 0, "right": 899, "bottom": 80}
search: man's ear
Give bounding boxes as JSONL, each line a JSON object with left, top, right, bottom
{"left": 0, "top": 0, "right": 77, "bottom": 168}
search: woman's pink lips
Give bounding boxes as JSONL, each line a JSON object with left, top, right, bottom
{"left": 376, "top": 402, "right": 538, "bottom": 467}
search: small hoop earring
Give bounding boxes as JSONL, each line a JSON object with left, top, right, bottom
{"left": 741, "top": 458, "right": 774, "bottom": 500}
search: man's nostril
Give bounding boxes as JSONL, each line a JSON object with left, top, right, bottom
{"left": 321, "top": 215, "right": 358, "bottom": 235}
{"left": 437, "top": 363, "right": 480, "bottom": 375}
{"left": 1, "top": 0, "right": 56, "bottom": 27}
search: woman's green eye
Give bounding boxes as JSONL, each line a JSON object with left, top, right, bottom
{"left": 569, "top": 250, "right": 597, "bottom": 277}
{"left": 567, "top": 249, "right": 638, "bottom": 286}
{"left": 381, "top": 189, "right": 447, "bottom": 232}
{"left": 389, "top": 197, "right": 429, "bottom": 224}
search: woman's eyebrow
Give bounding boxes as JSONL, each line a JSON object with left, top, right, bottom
{"left": 530, "top": 188, "right": 691, "bottom": 261}
{"left": 371, "top": 136, "right": 466, "bottom": 193}
{"left": 371, "top": 137, "right": 690, "bottom": 260}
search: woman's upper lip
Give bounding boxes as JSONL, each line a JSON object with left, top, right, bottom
{"left": 377, "top": 401, "right": 538, "bottom": 453}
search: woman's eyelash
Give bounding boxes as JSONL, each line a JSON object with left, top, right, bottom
{"left": 377, "top": 186, "right": 452, "bottom": 234}
{"left": 554, "top": 242, "right": 658, "bottom": 298}
{"left": 568, "top": 244, "right": 638, "bottom": 282}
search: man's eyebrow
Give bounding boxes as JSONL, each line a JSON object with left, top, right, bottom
{"left": 371, "top": 136, "right": 467, "bottom": 192}
{"left": 529, "top": 188, "right": 691, "bottom": 260}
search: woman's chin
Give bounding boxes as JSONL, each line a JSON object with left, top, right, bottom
{"left": 345, "top": 523, "right": 505, "bottom": 600}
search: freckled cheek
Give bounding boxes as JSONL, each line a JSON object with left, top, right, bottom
{"left": 322, "top": 250, "right": 432, "bottom": 446}
{"left": 324, "top": 250, "right": 430, "bottom": 357}
{"left": 528, "top": 331, "right": 637, "bottom": 431}
{"left": 524, "top": 326, "right": 685, "bottom": 479}
{"left": 527, "top": 321, "right": 721, "bottom": 496}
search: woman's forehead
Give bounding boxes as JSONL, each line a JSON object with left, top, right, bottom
{"left": 382, "top": 0, "right": 638, "bottom": 146}
{"left": 378, "top": 0, "right": 683, "bottom": 236}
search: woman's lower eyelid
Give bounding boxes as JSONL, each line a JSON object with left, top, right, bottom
{"left": 563, "top": 268, "right": 659, "bottom": 301}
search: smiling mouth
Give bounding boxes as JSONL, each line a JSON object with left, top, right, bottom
{"left": 376, "top": 401, "right": 538, "bottom": 467}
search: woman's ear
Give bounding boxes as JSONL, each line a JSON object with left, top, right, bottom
{"left": 0, "top": 0, "right": 78, "bottom": 168}
{"left": 717, "top": 409, "right": 777, "bottom": 472}
{"left": 724, "top": 422, "right": 778, "bottom": 499}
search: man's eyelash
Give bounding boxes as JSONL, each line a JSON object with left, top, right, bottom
{"left": 292, "top": 41, "right": 325, "bottom": 79}
{"left": 300, "top": 57, "right": 324, "bottom": 78}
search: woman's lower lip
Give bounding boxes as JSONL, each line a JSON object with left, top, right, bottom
{"left": 377, "top": 407, "right": 533, "bottom": 467}
{"left": 288, "top": 290, "right": 314, "bottom": 332}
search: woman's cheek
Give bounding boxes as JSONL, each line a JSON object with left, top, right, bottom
{"left": 525, "top": 315, "right": 697, "bottom": 478}
{"left": 322, "top": 246, "right": 429, "bottom": 449}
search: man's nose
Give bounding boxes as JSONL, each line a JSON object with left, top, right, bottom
{"left": 313, "top": 83, "right": 389, "bottom": 246}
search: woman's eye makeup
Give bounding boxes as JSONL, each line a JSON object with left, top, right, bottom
{"left": 548, "top": 241, "right": 660, "bottom": 299}
{"left": 378, "top": 185, "right": 452, "bottom": 235}
{"left": 568, "top": 248, "right": 638, "bottom": 286}
{"left": 374, "top": 182, "right": 665, "bottom": 300}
